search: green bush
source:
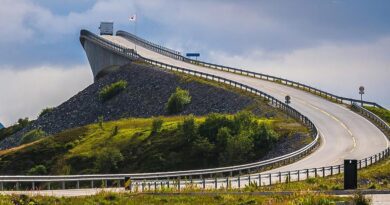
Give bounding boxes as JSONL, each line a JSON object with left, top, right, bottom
{"left": 99, "top": 80, "right": 128, "bottom": 102}
{"left": 20, "top": 129, "right": 46, "bottom": 145}
{"left": 39, "top": 107, "right": 54, "bottom": 118}
{"left": 95, "top": 148, "right": 124, "bottom": 173}
{"left": 165, "top": 87, "right": 191, "bottom": 114}
{"left": 27, "top": 165, "right": 47, "bottom": 175}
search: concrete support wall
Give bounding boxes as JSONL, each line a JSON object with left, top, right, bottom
{"left": 83, "top": 40, "right": 132, "bottom": 80}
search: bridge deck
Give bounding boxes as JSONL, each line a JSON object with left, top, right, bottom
{"left": 102, "top": 35, "right": 388, "bottom": 172}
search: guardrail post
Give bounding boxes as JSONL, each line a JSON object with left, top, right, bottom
{"left": 338, "top": 165, "right": 341, "bottom": 174}
{"left": 91, "top": 180, "right": 94, "bottom": 188}
{"left": 238, "top": 176, "right": 241, "bottom": 188}
{"left": 226, "top": 177, "right": 229, "bottom": 189}
{"left": 375, "top": 154, "right": 377, "bottom": 163}
{"left": 0, "top": 182, "right": 3, "bottom": 191}
{"left": 330, "top": 166, "right": 333, "bottom": 176}
{"left": 76, "top": 181, "right": 80, "bottom": 189}
{"left": 16, "top": 182, "right": 19, "bottom": 190}
{"left": 314, "top": 168, "right": 317, "bottom": 177}
{"left": 278, "top": 172, "right": 281, "bottom": 183}
{"left": 370, "top": 156, "right": 373, "bottom": 165}
{"left": 248, "top": 175, "right": 251, "bottom": 185}
{"left": 178, "top": 180, "right": 181, "bottom": 192}
{"left": 269, "top": 173, "right": 272, "bottom": 185}
{"left": 297, "top": 170, "right": 300, "bottom": 181}
{"left": 306, "top": 169, "right": 309, "bottom": 179}
{"left": 322, "top": 167, "right": 325, "bottom": 177}
{"left": 214, "top": 178, "right": 217, "bottom": 189}
{"left": 258, "top": 174, "right": 262, "bottom": 186}
{"left": 32, "top": 182, "right": 35, "bottom": 190}
{"left": 62, "top": 181, "right": 65, "bottom": 189}
{"left": 154, "top": 181, "right": 157, "bottom": 192}
{"left": 202, "top": 178, "right": 205, "bottom": 190}
{"left": 288, "top": 171, "right": 291, "bottom": 183}
{"left": 365, "top": 158, "right": 368, "bottom": 167}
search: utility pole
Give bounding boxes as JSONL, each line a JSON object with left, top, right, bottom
{"left": 359, "top": 86, "right": 365, "bottom": 106}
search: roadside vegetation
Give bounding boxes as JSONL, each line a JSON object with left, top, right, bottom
{"left": 0, "top": 192, "right": 352, "bottom": 205}
{"left": 364, "top": 106, "right": 390, "bottom": 124}
{"left": 0, "top": 112, "right": 308, "bottom": 175}
{"left": 99, "top": 80, "right": 128, "bottom": 102}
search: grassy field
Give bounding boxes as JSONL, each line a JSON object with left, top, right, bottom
{"left": 0, "top": 192, "right": 354, "bottom": 205}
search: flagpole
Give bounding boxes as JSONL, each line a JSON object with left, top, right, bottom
{"left": 134, "top": 14, "right": 137, "bottom": 52}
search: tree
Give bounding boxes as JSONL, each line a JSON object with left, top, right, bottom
{"left": 178, "top": 115, "right": 198, "bottom": 143}
{"left": 219, "top": 132, "right": 255, "bottom": 165}
{"left": 198, "top": 113, "right": 233, "bottom": 143}
{"left": 95, "top": 148, "right": 124, "bottom": 173}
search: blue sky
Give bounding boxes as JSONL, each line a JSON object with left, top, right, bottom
{"left": 0, "top": 0, "right": 390, "bottom": 126}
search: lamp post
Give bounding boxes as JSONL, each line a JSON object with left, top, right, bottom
{"left": 359, "top": 86, "right": 365, "bottom": 106}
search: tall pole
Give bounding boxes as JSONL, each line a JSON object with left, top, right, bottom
{"left": 134, "top": 14, "right": 137, "bottom": 52}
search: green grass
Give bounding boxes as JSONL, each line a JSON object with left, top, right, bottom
{"left": 99, "top": 80, "right": 128, "bottom": 101}
{"left": 364, "top": 106, "right": 390, "bottom": 125}
{"left": 0, "top": 192, "right": 352, "bottom": 205}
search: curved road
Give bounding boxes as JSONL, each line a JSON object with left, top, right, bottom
{"left": 102, "top": 35, "right": 389, "bottom": 173}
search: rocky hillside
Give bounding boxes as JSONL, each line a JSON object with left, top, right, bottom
{"left": 0, "top": 63, "right": 254, "bottom": 149}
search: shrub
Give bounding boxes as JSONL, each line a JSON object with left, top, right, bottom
{"left": 151, "top": 118, "right": 164, "bottom": 133}
{"left": 20, "top": 129, "right": 46, "bottom": 145}
{"left": 111, "top": 126, "right": 119, "bottom": 136}
{"left": 98, "top": 116, "right": 104, "bottom": 130}
{"left": 27, "top": 165, "right": 47, "bottom": 175}
{"left": 99, "top": 80, "right": 128, "bottom": 102}
{"left": 39, "top": 107, "right": 54, "bottom": 118}
{"left": 95, "top": 148, "right": 124, "bottom": 173}
{"left": 165, "top": 87, "right": 191, "bottom": 114}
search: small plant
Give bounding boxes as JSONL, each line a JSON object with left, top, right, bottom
{"left": 98, "top": 116, "right": 104, "bottom": 130}
{"left": 165, "top": 87, "right": 191, "bottom": 114}
{"left": 151, "top": 117, "right": 164, "bottom": 133}
{"left": 39, "top": 107, "right": 54, "bottom": 118}
{"left": 111, "top": 125, "right": 119, "bottom": 136}
{"left": 353, "top": 192, "right": 371, "bottom": 205}
{"left": 20, "top": 129, "right": 46, "bottom": 144}
{"left": 99, "top": 80, "right": 128, "bottom": 102}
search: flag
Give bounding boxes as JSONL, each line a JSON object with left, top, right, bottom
{"left": 129, "top": 14, "right": 136, "bottom": 22}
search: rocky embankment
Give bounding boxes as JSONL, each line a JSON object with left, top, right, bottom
{"left": 0, "top": 63, "right": 254, "bottom": 149}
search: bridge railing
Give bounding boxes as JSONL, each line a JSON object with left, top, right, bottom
{"left": 116, "top": 30, "right": 384, "bottom": 109}
{"left": 352, "top": 103, "right": 390, "bottom": 134}
{"left": 116, "top": 30, "right": 183, "bottom": 60}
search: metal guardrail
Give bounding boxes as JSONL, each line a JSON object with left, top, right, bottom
{"left": 116, "top": 30, "right": 385, "bottom": 109}
{"left": 116, "top": 31, "right": 182, "bottom": 60}
{"left": 352, "top": 103, "right": 390, "bottom": 134}
{"left": 0, "top": 30, "right": 386, "bottom": 191}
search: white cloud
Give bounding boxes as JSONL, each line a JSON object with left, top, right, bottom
{"left": 209, "top": 36, "right": 390, "bottom": 108}
{"left": 0, "top": 65, "right": 93, "bottom": 126}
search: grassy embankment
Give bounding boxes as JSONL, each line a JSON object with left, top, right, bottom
{"left": 0, "top": 112, "right": 309, "bottom": 175}
{"left": 364, "top": 106, "right": 390, "bottom": 125}
{"left": 0, "top": 192, "right": 353, "bottom": 205}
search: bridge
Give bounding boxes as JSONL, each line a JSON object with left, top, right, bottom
{"left": 0, "top": 29, "right": 388, "bottom": 194}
